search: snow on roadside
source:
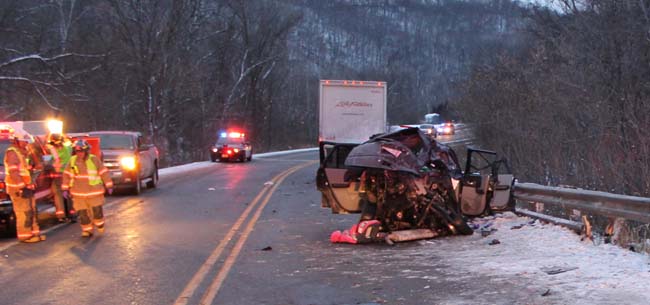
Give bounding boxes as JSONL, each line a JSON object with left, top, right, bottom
{"left": 158, "top": 147, "right": 317, "bottom": 177}
{"left": 159, "top": 161, "right": 213, "bottom": 177}
{"left": 417, "top": 212, "right": 650, "bottom": 304}
{"left": 251, "top": 147, "right": 317, "bottom": 158}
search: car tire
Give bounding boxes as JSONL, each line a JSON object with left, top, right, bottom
{"left": 359, "top": 199, "right": 376, "bottom": 221}
{"left": 146, "top": 164, "right": 158, "bottom": 188}
{"left": 6, "top": 211, "right": 17, "bottom": 238}
{"left": 210, "top": 157, "right": 216, "bottom": 162}
{"left": 132, "top": 176, "right": 141, "bottom": 195}
{"left": 246, "top": 153, "right": 252, "bottom": 162}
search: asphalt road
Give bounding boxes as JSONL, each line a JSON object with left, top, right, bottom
{"left": 0, "top": 129, "right": 559, "bottom": 305}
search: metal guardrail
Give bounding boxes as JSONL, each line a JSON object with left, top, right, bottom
{"left": 513, "top": 182, "right": 650, "bottom": 224}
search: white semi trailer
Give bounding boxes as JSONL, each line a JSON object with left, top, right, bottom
{"left": 318, "top": 80, "right": 387, "bottom": 144}
{"left": 317, "top": 80, "right": 387, "bottom": 214}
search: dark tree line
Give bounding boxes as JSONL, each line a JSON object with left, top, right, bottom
{"left": 456, "top": 0, "right": 650, "bottom": 196}
{"left": 0, "top": 0, "right": 525, "bottom": 166}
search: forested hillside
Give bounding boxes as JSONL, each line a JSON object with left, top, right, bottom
{"left": 0, "top": 0, "right": 525, "bottom": 165}
{"left": 457, "top": 0, "right": 650, "bottom": 196}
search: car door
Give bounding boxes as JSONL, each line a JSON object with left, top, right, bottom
{"left": 244, "top": 142, "right": 252, "bottom": 158}
{"left": 316, "top": 141, "right": 363, "bottom": 214}
{"left": 136, "top": 134, "right": 152, "bottom": 179}
{"left": 459, "top": 148, "right": 513, "bottom": 216}
{"left": 26, "top": 138, "right": 53, "bottom": 200}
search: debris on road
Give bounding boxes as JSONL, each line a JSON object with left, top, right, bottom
{"left": 489, "top": 239, "right": 501, "bottom": 245}
{"left": 387, "top": 229, "right": 438, "bottom": 243}
{"left": 261, "top": 246, "right": 272, "bottom": 251}
{"left": 540, "top": 266, "right": 578, "bottom": 275}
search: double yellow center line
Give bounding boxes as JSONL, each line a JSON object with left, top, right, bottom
{"left": 173, "top": 160, "right": 316, "bottom": 305}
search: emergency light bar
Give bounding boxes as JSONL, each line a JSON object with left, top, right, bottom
{"left": 220, "top": 131, "right": 245, "bottom": 138}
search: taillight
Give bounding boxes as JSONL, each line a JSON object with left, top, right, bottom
{"left": 0, "top": 181, "right": 5, "bottom": 190}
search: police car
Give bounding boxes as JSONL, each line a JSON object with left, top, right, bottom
{"left": 210, "top": 131, "right": 253, "bottom": 162}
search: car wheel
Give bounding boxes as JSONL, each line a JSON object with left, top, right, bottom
{"left": 6, "top": 211, "right": 17, "bottom": 238}
{"left": 210, "top": 156, "right": 216, "bottom": 162}
{"left": 132, "top": 176, "right": 141, "bottom": 195}
{"left": 146, "top": 164, "right": 159, "bottom": 188}
{"left": 247, "top": 153, "right": 252, "bottom": 162}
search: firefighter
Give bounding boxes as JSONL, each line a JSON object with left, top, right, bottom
{"left": 47, "top": 133, "right": 73, "bottom": 222}
{"left": 62, "top": 140, "right": 113, "bottom": 237}
{"left": 3, "top": 129, "right": 45, "bottom": 243}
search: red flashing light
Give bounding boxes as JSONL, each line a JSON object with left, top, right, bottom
{"left": 377, "top": 82, "right": 382, "bottom": 86}
{"left": 325, "top": 80, "right": 330, "bottom": 84}
{"left": 0, "top": 124, "right": 14, "bottom": 134}
{"left": 0, "top": 181, "right": 5, "bottom": 190}
{"left": 228, "top": 132, "right": 245, "bottom": 138}
{"left": 360, "top": 81, "right": 364, "bottom": 85}
{"left": 344, "top": 80, "right": 348, "bottom": 85}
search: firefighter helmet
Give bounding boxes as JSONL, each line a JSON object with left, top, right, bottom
{"left": 72, "top": 139, "right": 90, "bottom": 153}
{"left": 49, "top": 133, "right": 63, "bottom": 145}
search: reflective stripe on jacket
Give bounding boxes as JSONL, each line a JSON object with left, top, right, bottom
{"left": 48, "top": 144, "right": 72, "bottom": 178}
{"left": 62, "top": 154, "right": 113, "bottom": 197}
{"left": 3, "top": 146, "right": 31, "bottom": 190}
{"left": 70, "top": 155, "right": 102, "bottom": 186}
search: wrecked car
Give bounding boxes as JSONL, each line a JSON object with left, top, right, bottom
{"left": 316, "top": 127, "right": 514, "bottom": 244}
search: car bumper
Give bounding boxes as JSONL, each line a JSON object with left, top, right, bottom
{"left": 108, "top": 169, "right": 139, "bottom": 186}
{"left": 437, "top": 128, "right": 455, "bottom": 135}
{"left": 0, "top": 200, "right": 14, "bottom": 229}
{"left": 213, "top": 150, "right": 245, "bottom": 160}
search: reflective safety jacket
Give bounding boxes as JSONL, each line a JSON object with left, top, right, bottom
{"left": 3, "top": 145, "right": 32, "bottom": 193}
{"left": 48, "top": 144, "right": 72, "bottom": 178}
{"left": 62, "top": 154, "right": 113, "bottom": 198}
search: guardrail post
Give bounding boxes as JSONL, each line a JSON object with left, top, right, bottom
{"left": 582, "top": 215, "right": 592, "bottom": 240}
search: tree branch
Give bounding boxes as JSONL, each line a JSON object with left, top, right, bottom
{"left": 0, "top": 53, "right": 106, "bottom": 70}
{"left": 0, "top": 76, "right": 62, "bottom": 111}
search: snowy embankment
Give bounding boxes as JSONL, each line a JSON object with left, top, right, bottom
{"left": 158, "top": 147, "right": 317, "bottom": 177}
{"left": 424, "top": 212, "right": 650, "bottom": 304}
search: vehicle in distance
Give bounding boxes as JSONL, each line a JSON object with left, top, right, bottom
{"left": 424, "top": 113, "right": 455, "bottom": 135}
{"left": 88, "top": 131, "right": 159, "bottom": 195}
{"left": 210, "top": 131, "right": 252, "bottom": 162}
{"left": 418, "top": 124, "right": 437, "bottom": 137}
{"left": 0, "top": 124, "right": 54, "bottom": 236}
